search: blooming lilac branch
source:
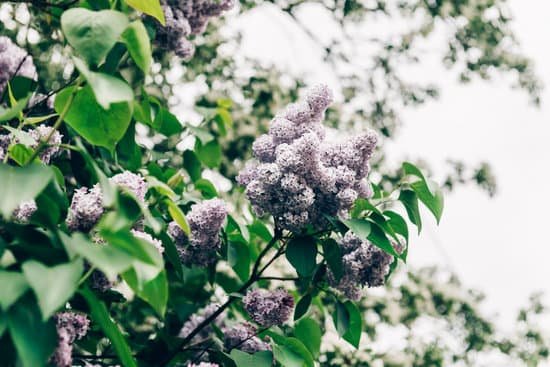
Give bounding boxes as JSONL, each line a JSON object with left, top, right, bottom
{"left": 156, "top": 227, "right": 284, "bottom": 366}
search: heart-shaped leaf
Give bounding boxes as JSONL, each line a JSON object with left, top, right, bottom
{"left": 54, "top": 85, "right": 132, "bottom": 152}
{"left": 61, "top": 8, "right": 129, "bottom": 66}
{"left": 22, "top": 259, "right": 84, "bottom": 320}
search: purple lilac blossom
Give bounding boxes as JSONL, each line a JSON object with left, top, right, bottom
{"left": 12, "top": 199, "right": 37, "bottom": 223}
{"left": 237, "top": 84, "right": 378, "bottom": 232}
{"left": 242, "top": 288, "right": 294, "bottom": 327}
{"left": 0, "top": 36, "right": 36, "bottom": 95}
{"left": 167, "top": 198, "right": 227, "bottom": 267}
{"left": 66, "top": 186, "right": 104, "bottom": 232}
{"left": 179, "top": 303, "right": 222, "bottom": 342}
{"left": 28, "top": 124, "right": 63, "bottom": 164}
{"left": 156, "top": 0, "right": 234, "bottom": 59}
{"left": 223, "top": 322, "right": 271, "bottom": 353}
{"left": 51, "top": 311, "right": 90, "bottom": 367}
{"left": 0, "top": 134, "right": 10, "bottom": 161}
{"left": 110, "top": 171, "right": 148, "bottom": 202}
{"left": 327, "top": 231, "right": 403, "bottom": 300}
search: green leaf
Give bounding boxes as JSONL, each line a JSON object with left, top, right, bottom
{"left": 0, "top": 271, "right": 29, "bottom": 311}
{"left": 0, "top": 311, "right": 6, "bottom": 337}
{"left": 73, "top": 57, "right": 134, "bottom": 109}
{"left": 294, "top": 317, "right": 322, "bottom": 357}
{"left": 367, "top": 221, "right": 402, "bottom": 259}
{"left": 121, "top": 21, "right": 152, "bottom": 74}
{"left": 81, "top": 287, "right": 138, "bottom": 367}
{"left": 7, "top": 295, "right": 57, "bottom": 367}
{"left": 55, "top": 86, "right": 132, "bottom": 152}
{"left": 24, "top": 113, "right": 58, "bottom": 125}
{"left": 0, "top": 164, "right": 54, "bottom": 218}
{"left": 196, "top": 140, "right": 222, "bottom": 168}
{"left": 342, "top": 218, "right": 371, "bottom": 239}
{"left": 123, "top": 269, "right": 168, "bottom": 317}
{"left": 124, "top": 0, "right": 165, "bottom": 25}
{"left": 228, "top": 240, "right": 250, "bottom": 281}
{"left": 402, "top": 162, "right": 444, "bottom": 223}
{"left": 342, "top": 301, "right": 362, "bottom": 348}
{"left": 22, "top": 259, "right": 84, "bottom": 320}
{"left": 7, "top": 144, "right": 34, "bottom": 166}
{"left": 333, "top": 301, "right": 349, "bottom": 336}
{"left": 152, "top": 107, "right": 183, "bottom": 136}
{"left": 0, "top": 93, "right": 31, "bottom": 122}
{"left": 195, "top": 178, "right": 218, "bottom": 199}
{"left": 271, "top": 335, "right": 314, "bottom": 367}
{"left": 229, "top": 349, "right": 273, "bottom": 367}
{"left": 399, "top": 189, "right": 422, "bottom": 233}
{"left": 321, "top": 238, "right": 343, "bottom": 282}
{"left": 165, "top": 200, "right": 190, "bottom": 236}
{"left": 99, "top": 227, "right": 163, "bottom": 268}
{"left": 286, "top": 236, "right": 317, "bottom": 277}
{"left": 60, "top": 232, "right": 135, "bottom": 280}
{"left": 384, "top": 210, "right": 409, "bottom": 245}
{"left": 411, "top": 180, "right": 444, "bottom": 223}
{"left": 183, "top": 149, "right": 202, "bottom": 182}
{"left": 61, "top": 8, "right": 129, "bottom": 66}
{"left": 294, "top": 294, "right": 312, "bottom": 321}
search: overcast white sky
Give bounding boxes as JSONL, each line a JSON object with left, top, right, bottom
{"left": 231, "top": 0, "right": 550, "bottom": 326}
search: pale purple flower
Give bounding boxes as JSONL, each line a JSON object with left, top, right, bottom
{"left": 328, "top": 232, "right": 401, "bottom": 300}
{"left": 168, "top": 199, "right": 227, "bottom": 267}
{"left": 0, "top": 134, "right": 10, "bottom": 161}
{"left": 155, "top": 0, "right": 234, "bottom": 60}
{"left": 28, "top": 124, "right": 63, "bottom": 164}
{"left": 131, "top": 229, "right": 164, "bottom": 254}
{"left": 223, "top": 323, "right": 271, "bottom": 353}
{"left": 242, "top": 289, "right": 294, "bottom": 327}
{"left": 51, "top": 311, "right": 90, "bottom": 367}
{"left": 110, "top": 171, "right": 148, "bottom": 202}
{"left": 0, "top": 36, "right": 36, "bottom": 95}
{"left": 12, "top": 199, "right": 37, "bottom": 223}
{"left": 237, "top": 84, "right": 378, "bottom": 232}
{"left": 187, "top": 363, "right": 219, "bottom": 367}
{"left": 66, "top": 186, "right": 104, "bottom": 232}
{"left": 179, "top": 303, "right": 222, "bottom": 342}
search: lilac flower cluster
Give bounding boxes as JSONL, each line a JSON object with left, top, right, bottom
{"left": 131, "top": 229, "right": 164, "bottom": 254}
{"left": 223, "top": 322, "right": 271, "bottom": 353}
{"left": 0, "top": 36, "right": 36, "bottom": 95}
{"left": 28, "top": 124, "right": 63, "bottom": 164}
{"left": 51, "top": 311, "right": 90, "bottom": 367}
{"left": 66, "top": 171, "right": 148, "bottom": 232}
{"left": 237, "top": 84, "right": 378, "bottom": 232}
{"left": 187, "top": 363, "right": 219, "bottom": 367}
{"left": 66, "top": 186, "right": 104, "bottom": 232}
{"left": 328, "top": 232, "right": 402, "bottom": 300}
{"left": 179, "top": 303, "right": 220, "bottom": 342}
{"left": 12, "top": 199, "right": 37, "bottom": 223}
{"left": 0, "top": 135, "right": 10, "bottom": 161}
{"left": 242, "top": 288, "right": 294, "bottom": 327}
{"left": 110, "top": 171, "right": 148, "bottom": 202}
{"left": 167, "top": 198, "right": 227, "bottom": 267}
{"left": 156, "top": 0, "right": 234, "bottom": 59}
